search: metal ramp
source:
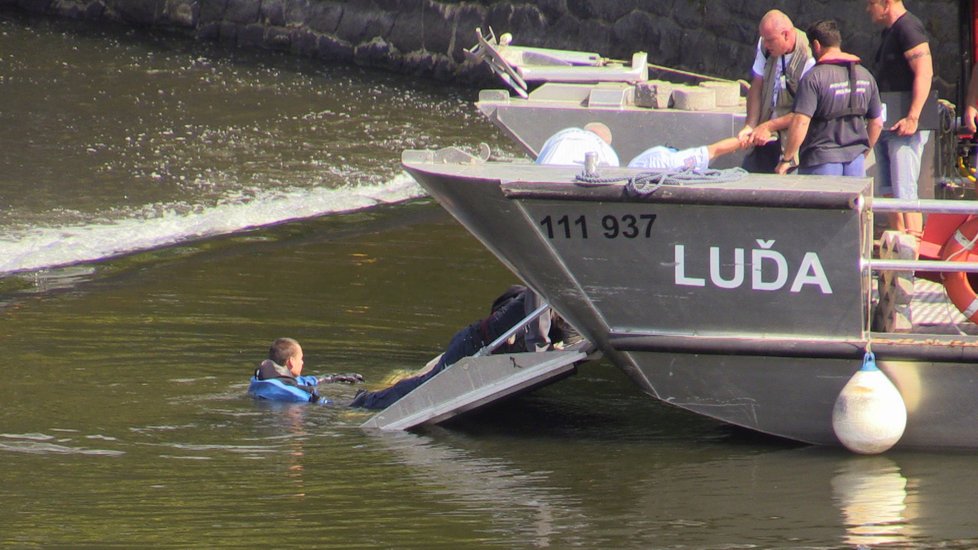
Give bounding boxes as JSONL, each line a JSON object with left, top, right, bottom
{"left": 465, "top": 28, "right": 647, "bottom": 98}
{"left": 360, "top": 348, "right": 587, "bottom": 431}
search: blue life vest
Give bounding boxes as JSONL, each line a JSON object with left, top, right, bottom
{"left": 248, "top": 376, "right": 333, "bottom": 405}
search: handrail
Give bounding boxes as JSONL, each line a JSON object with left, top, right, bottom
{"left": 872, "top": 198, "right": 978, "bottom": 214}
{"left": 866, "top": 259, "right": 978, "bottom": 272}
{"left": 869, "top": 199, "right": 978, "bottom": 272}
{"left": 474, "top": 302, "right": 550, "bottom": 357}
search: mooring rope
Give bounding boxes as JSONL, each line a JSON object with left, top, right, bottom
{"left": 575, "top": 166, "right": 750, "bottom": 196}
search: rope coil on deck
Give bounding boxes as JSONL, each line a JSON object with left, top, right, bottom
{"left": 575, "top": 167, "right": 749, "bottom": 196}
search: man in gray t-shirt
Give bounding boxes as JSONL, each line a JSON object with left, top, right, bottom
{"left": 777, "top": 20, "right": 883, "bottom": 177}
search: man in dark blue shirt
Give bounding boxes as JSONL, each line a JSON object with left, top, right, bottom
{"left": 777, "top": 20, "right": 883, "bottom": 177}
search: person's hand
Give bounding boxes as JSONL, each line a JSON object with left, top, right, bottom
{"left": 319, "top": 373, "right": 365, "bottom": 384}
{"left": 890, "top": 115, "right": 919, "bottom": 137}
{"left": 736, "top": 125, "right": 753, "bottom": 146}
{"left": 750, "top": 125, "right": 774, "bottom": 146}
{"left": 964, "top": 106, "right": 978, "bottom": 135}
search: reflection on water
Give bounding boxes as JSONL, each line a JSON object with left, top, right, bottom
{"left": 832, "top": 457, "right": 910, "bottom": 547}
{"left": 0, "top": 432, "right": 125, "bottom": 457}
{"left": 372, "top": 429, "right": 577, "bottom": 548}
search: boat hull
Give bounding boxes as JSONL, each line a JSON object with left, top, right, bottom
{"left": 403, "top": 148, "right": 978, "bottom": 449}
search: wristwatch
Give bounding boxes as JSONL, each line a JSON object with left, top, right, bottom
{"left": 778, "top": 156, "right": 799, "bottom": 168}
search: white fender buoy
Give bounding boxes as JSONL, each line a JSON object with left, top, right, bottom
{"left": 832, "top": 352, "right": 907, "bottom": 454}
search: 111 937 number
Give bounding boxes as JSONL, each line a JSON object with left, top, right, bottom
{"left": 539, "top": 214, "right": 657, "bottom": 240}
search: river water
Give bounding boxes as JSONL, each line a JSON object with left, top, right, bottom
{"left": 3, "top": 12, "right": 978, "bottom": 549}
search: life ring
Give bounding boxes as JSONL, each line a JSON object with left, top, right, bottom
{"left": 940, "top": 218, "right": 978, "bottom": 322}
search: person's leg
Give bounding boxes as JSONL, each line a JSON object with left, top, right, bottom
{"left": 890, "top": 131, "right": 930, "bottom": 236}
{"left": 349, "top": 368, "right": 437, "bottom": 409}
{"left": 841, "top": 154, "right": 866, "bottom": 177}
{"left": 437, "top": 321, "right": 485, "bottom": 367}
{"left": 876, "top": 132, "right": 904, "bottom": 231}
{"left": 350, "top": 323, "right": 482, "bottom": 409}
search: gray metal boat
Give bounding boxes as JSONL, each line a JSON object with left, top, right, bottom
{"left": 402, "top": 146, "right": 978, "bottom": 451}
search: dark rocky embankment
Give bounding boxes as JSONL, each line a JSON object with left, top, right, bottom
{"left": 0, "top": 0, "right": 965, "bottom": 96}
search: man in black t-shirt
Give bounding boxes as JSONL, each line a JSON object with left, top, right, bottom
{"left": 777, "top": 20, "right": 883, "bottom": 177}
{"left": 866, "top": 0, "right": 933, "bottom": 239}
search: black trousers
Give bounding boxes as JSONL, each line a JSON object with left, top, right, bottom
{"left": 741, "top": 140, "right": 782, "bottom": 174}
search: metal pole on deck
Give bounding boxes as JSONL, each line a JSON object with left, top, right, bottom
{"left": 872, "top": 198, "right": 978, "bottom": 215}
{"left": 868, "top": 259, "right": 978, "bottom": 272}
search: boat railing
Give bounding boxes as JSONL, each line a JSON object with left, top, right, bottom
{"left": 871, "top": 197, "right": 978, "bottom": 215}
{"left": 869, "top": 197, "right": 978, "bottom": 272}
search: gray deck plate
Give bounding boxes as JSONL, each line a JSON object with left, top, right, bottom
{"left": 360, "top": 350, "right": 586, "bottom": 431}
{"left": 911, "top": 278, "right": 978, "bottom": 334}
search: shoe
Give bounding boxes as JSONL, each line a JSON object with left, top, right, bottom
{"left": 349, "top": 389, "right": 368, "bottom": 408}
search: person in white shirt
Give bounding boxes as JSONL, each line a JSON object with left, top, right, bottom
{"left": 627, "top": 137, "right": 743, "bottom": 171}
{"left": 535, "top": 122, "right": 620, "bottom": 167}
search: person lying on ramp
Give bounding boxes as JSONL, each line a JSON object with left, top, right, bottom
{"left": 349, "top": 285, "right": 579, "bottom": 410}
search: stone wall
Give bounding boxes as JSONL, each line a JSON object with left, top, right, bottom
{"left": 0, "top": 0, "right": 966, "bottom": 97}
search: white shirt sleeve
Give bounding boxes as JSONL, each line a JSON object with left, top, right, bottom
{"left": 751, "top": 38, "right": 766, "bottom": 78}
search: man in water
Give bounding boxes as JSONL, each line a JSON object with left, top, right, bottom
{"left": 627, "top": 137, "right": 743, "bottom": 170}
{"left": 535, "top": 122, "right": 620, "bottom": 167}
{"left": 350, "top": 286, "right": 576, "bottom": 410}
{"left": 249, "top": 337, "right": 363, "bottom": 404}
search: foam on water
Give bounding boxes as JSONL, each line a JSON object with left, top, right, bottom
{"left": 0, "top": 173, "right": 424, "bottom": 275}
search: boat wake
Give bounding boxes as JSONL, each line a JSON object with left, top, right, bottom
{"left": 0, "top": 173, "right": 424, "bottom": 276}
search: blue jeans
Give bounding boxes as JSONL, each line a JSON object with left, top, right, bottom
{"left": 875, "top": 130, "right": 930, "bottom": 199}
{"left": 799, "top": 154, "right": 866, "bottom": 177}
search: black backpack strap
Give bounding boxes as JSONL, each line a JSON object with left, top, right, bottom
{"left": 817, "top": 62, "right": 865, "bottom": 120}
{"left": 846, "top": 62, "right": 859, "bottom": 112}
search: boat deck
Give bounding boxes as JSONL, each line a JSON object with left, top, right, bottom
{"left": 906, "top": 278, "right": 978, "bottom": 335}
